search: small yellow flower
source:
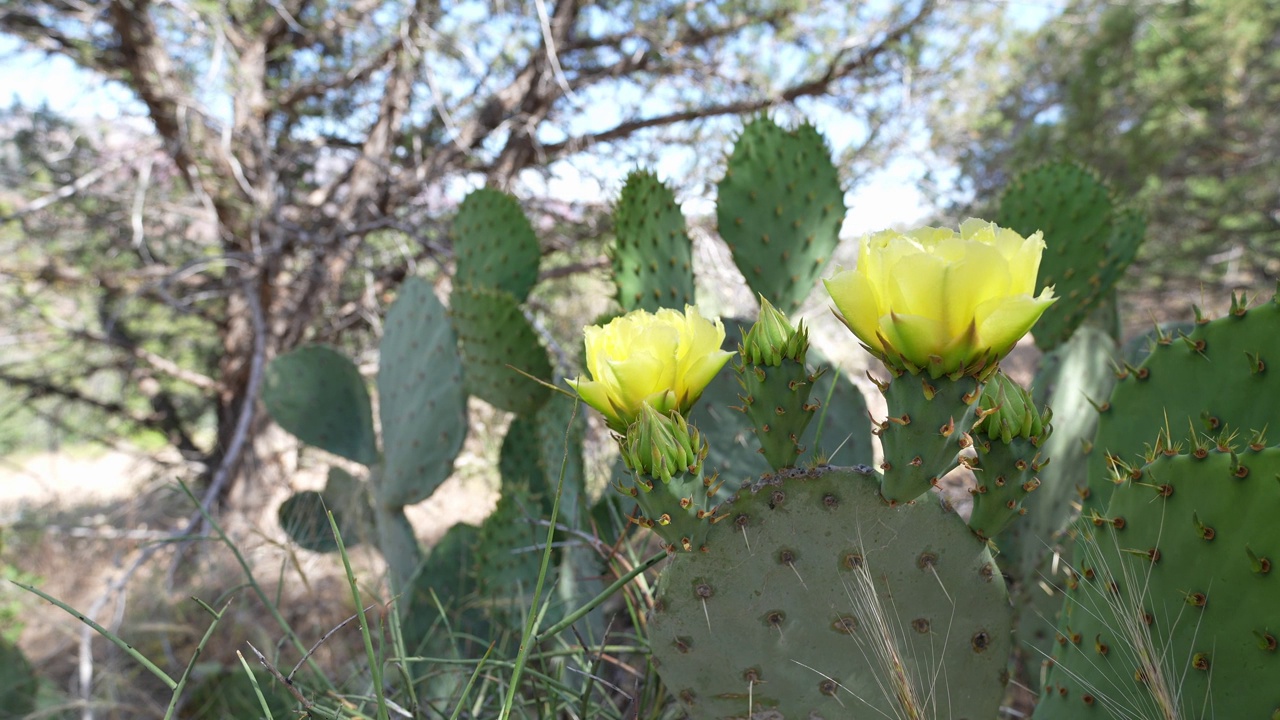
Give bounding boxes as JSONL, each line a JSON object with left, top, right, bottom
{"left": 567, "top": 306, "right": 733, "bottom": 432}
{"left": 823, "top": 219, "right": 1056, "bottom": 378}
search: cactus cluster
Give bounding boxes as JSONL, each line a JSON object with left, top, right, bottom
{"left": 252, "top": 116, "right": 1280, "bottom": 720}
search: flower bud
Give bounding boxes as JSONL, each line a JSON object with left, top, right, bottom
{"left": 741, "top": 295, "right": 809, "bottom": 367}
{"left": 621, "top": 404, "right": 704, "bottom": 481}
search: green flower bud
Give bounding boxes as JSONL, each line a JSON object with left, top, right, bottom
{"left": 741, "top": 295, "right": 809, "bottom": 367}
{"left": 975, "top": 372, "right": 1051, "bottom": 444}
{"left": 621, "top": 404, "right": 704, "bottom": 481}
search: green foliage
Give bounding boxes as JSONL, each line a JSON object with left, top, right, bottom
{"left": 648, "top": 467, "right": 1012, "bottom": 720}
{"left": 452, "top": 188, "right": 542, "bottom": 303}
{"left": 182, "top": 668, "right": 297, "bottom": 719}
{"left": 612, "top": 170, "right": 695, "bottom": 312}
{"left": 261, "top": 345, "right": 379, "bottom": 466}
{"left": 716, "top": 116, "right": 846, "bottom": 314}
{"left": 935, "top": 0, "right": 1280, "bottom": 285}
{"left": 0, "top": 636, "right": 37, "bottom": 720}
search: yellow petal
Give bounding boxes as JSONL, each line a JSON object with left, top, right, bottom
{"left": 975, "top": 290, "right": 1057, "bottom": 355}
{"left": 823, "top": 269, "right": 885, "bottom": 354}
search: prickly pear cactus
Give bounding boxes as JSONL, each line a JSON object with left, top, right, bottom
{"left": 450, "top": 284, "right": 552, "bottom": 415}
{"left": 691, "top": 319, "right": 872, "bottom": 487}
{"left": 452, "top": 188, "right": 542, "bottom": 302}
{"left": 378, "top": 277, "right": 469, "bottom": 508}
{"left": 648, "top": 466, "right": 1011, "bottom": 720}
{"left": 613, "top": 170, "right": 695, "bottom": 312}
{"left": 1035, "top": 443, "right": 1280, "bottom": 719}
{"left": 998, "top": 162, "right": 1144, "bottom": 350}
{"left": 261, "top": 344, "right": 378, "bottom": 466}
{"left": 1086, "top": 292, "right": 1280, "bottom": 513}
{"left": 716, "top": 116, "right": 845, "bottom": 314}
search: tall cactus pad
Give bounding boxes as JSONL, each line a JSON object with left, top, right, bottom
{"left": 0, "top": 637, "right": 37, "bottom": 720}
{"left": 262, "top": 344, "right": 378, "bottom": 466}
{"left": 450, "top": 285, "right": 552, "bottom": 416}
{"left": 998, "top": 161, "right": 1143, "bottom": 350}
{"left": 736, "top": 359, "right": 819, "bottom": 471}
{"left": 648, "top": 467, "right": 1011, "bottom": 720}
{"left": 613, "top": 170, "right": 695, "bottom": 312}
{"left": 536, "top": 393, "right": 587, "bottom": 525}
{"left": 452, "top": 188, "right": 541, "bottom": 302}
{"left": 877, "top": 373, "right": 981, "bottom": 504}
{"left": 692, "top": 340, "right": 872, "bottom": 486}
{"left": 716, "top": 116, "right": 845, "bottom": 314}
{"left": 377, "top": 278, "right": 468, "bottom": 507}
{"left": 1035, "top": 447, "right": 1280, "bottom": 719}
{"left": 1086, "top": 292, "right": 1280, "bottom": 513}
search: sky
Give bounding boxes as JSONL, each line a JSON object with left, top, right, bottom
{"left": 0, "top": 2, "right": 1058, "bottom": 237}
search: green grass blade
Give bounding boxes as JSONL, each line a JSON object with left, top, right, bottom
{"left": 13, "top": 580, "right": 177, "bottom": 690}
{"left": 328, "top": 510, "right": 390, "bottom": 720}
{"left": 499, "top": 399, "right": 577, "bottom": 719}
{"left": 236, "top": 650, "right": 277, "bottom": 719}
{"left": 163, "top": 597, "right": 232, "bottom": 720}
{"left": 447, "top": 642, "right": 495, "bottom": 720}
{"left": 535, "top": 551, "right": 665, "bottom": 643}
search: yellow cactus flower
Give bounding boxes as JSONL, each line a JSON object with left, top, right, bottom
{"left": 823, "top": 219, "right": 1056, "bottom": 378}
{"left": 567, "top": 306, "right": 734, "bottom": 432}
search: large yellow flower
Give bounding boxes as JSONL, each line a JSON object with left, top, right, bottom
{"left": 823, "top": 219, "right": 1056, "bottom": 378}
{"left": 567, "top": 306, "right": 733, "bottom": 432}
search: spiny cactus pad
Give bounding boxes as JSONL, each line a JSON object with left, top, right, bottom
{"left": 1086, "top": 292, "right": 1280, "bottom": 513}
{"left": 261, "top": 344, "right": 378, "bottom": 466}
{"left": 1035, "top": 446, "right": 1280, "bottom": 719}
{"left": 998, "top": 161, "right": 1144, "bottom": 351}
{"left": 473, "top": 483, "right": 545, "bottom": 629}
{"left": 648, "top": 466, "right": 1011, "bottom": 720}
{"left": 691, "top": 328, "right": 872, "bottom": 488}
{"left": 716, "top": 116, "right": 845, "bottom": 314}
{"left": 377, "top": 277, "right": 468, "bottom": 507}
{"left": 452, "top": 188, "right": 541, "bottom": 302}
{"left": 450, "top": 284, "right": 552, "bottom": 416}
{"left": 613, "top": 169, "right": 695, "bottom": 312}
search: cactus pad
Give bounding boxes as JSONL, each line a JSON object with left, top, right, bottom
{"left": 613, "top": 170, "right": 695, "bottom": 312}
{"left": 452, "top": 188, "right": 541, "bottom": 302}
{"left": 377, "top": 277, "right": 468, "bottom": 507}
{"left": 648, "top": 466, "right": 1011, "bottom": 720}
{"left": 473, "top": 483, "right": 545, "bottom": 628}
{"left": 1036, "top": 446, "right": 1280, "bottom": 719}
{"left": 1086, "top": 292, "right": 1280, "bottom": 513}
{"left": 692, "top": 335, "right": 872, "bottom": 488}
{"left": 450, "top": 284, "right": 552, "bottom": 416}
{"left": 998, "top": 161, "right": 1144, "bottom": 350}
{"left": 261, "top": 344, "right": 378, "bottom": 466}
{"left": 716, "top": 116, "right": 845, "bottom": 314}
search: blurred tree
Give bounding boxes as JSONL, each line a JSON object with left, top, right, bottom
{"left": 927, "top": 0, "right": 1280, "bottom": 287}
{"left": 0, "top": 0, "right": 949, "bottom": 497}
